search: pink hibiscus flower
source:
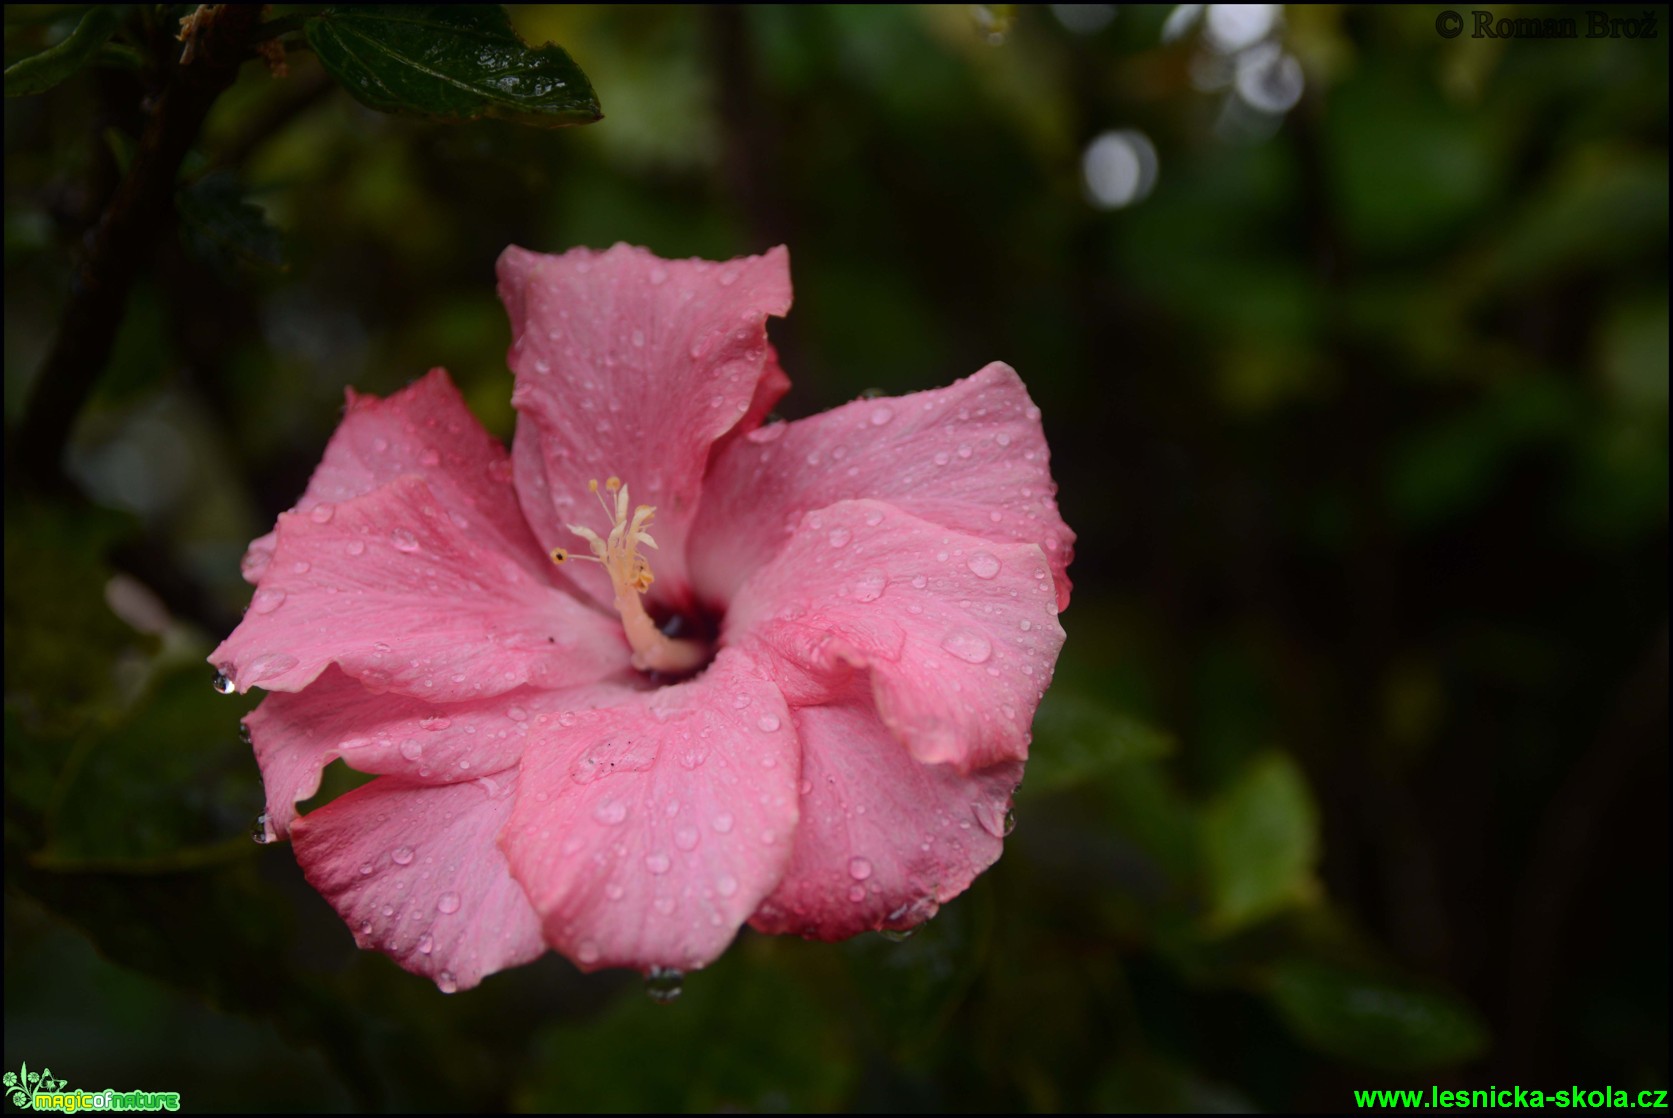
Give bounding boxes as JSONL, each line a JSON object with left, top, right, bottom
{"left": 213, "top": 244, "right": 1073, "bottom": 991}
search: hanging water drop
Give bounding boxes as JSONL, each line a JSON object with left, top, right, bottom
{"left": 644, "top": 966, "right": 684, "bottom": 1004}
{"left": 879, "top": 926, "right": 918, "bottom": 943}
{"left": 212, "top": 669, "right": 235, "bottom": 695}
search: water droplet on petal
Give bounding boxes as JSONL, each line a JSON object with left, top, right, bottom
{"left": 347, "top": 539, "right": 366, "bottom": 556}
{"left": 848, "top": 884, "right": 868, "bottom": 903}
{"left": 359, "top": 862, "right": 374, "bottom": 877}
{"left": 757, "top": 714, "right": 781, "bottom": 732}
{"left": 848, "top": 856, "right": 874, "bottom": 881}
{"left": 251, "top": 813, "right": 273, "bottom": 844}
{"left": 716, "top": 873, "right": 738, "bottom": 897}
{"left": 869, "top": 405, "right": 894, "bottom": 426}
{"left": 392, "top": 845, "right": 415, "bottom": 865}
{"left": 853, "top": 569, "right": 888, "bottom": 602}
{"left": 594, "top": 801, "right": 628, "bottom": 825}
{"left": 972, "top": 801, "right": 1014, "bottom": 838}
{"left": 645, "top": 966, "right": 684, "bottom": 1004}
{"left": 436, "top": 891, "right": 462, "bottom": 914}
{"left": 828, "top": 527, "right": 852, "bottom": 548}
{"left": 250, "top": 586, "right": 287, "bottom": 614}
{"left": 391, "top": 528, "right": 420, "bottom": 553}
{"left": 674, "top": 826, "right": 700, "bottom": 851}
{"left": 212, "top": 669, "right": 236, "bottom": 695}
{"left": 577, "top": 941, "right": 600, "bottom": 965}
{"left": 310, "top": 504, "right": 335, "bottom": 524}
{"left": 645, "top": 852, "right": 671, "bottom": 874}
{"left": 436, "top": 971, "right": 458, "bottom": 994}
{"left": 712, "top": 812, "right": 734, "bottom": 833}
{"left": 967, "top": 551, "right": 1001, "bottom": 579}
{"left": 942, "top": 629, "right": 993, "bottom": 664}
{"left": 417, "top": 933, "right": 434, "bottom": 955}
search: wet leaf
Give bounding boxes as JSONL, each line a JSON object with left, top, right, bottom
{"left": 303, "top": 5, "right": 601, "bottom": 128}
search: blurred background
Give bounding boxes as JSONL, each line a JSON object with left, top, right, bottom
{"left": 4, "top": 4, "right": 1667, "bottom": 1111}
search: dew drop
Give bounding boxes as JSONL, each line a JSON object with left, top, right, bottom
{"left": 848, "top": 856, "right": 874, "bottom": 881}
{"left": 827, "top": 527, "right": 852, "bottom": 548}
{"left": 716, "top": 873, "right": 739, "bottom": 897}
{"left": 972, "top": 801, "right": 1015, "bottom": 838}
{"left": 359, "top": 862, "right": 374, "bottom": 877}
{"left": 712, "top": 812, "right": 734, "bottom": 833}
{"left": 869, "top": 405, "right": 894, "bottom": 426}
{"left": 942, "top": 629, "right": 993, "bottom": 664}
{"left": 848, "top": 884, "right": 868, "bottom": 903}
{"left": 391, "top": 528, "right": 420, "bottom": 553}
{"left": 291, "top": 560, "right": 312, "bottom": 575}
{"left": 879, "top": 926, "right": 918, "bottom": 943}
{"left": 967, "top": 551, "right": 1001, "bottom": 579}
{"left": 507, "top": 706, "right": 527, "bottom": 721}
{"left": 347, "top": 539, "right": 366, "bottom": 556}
{"left": 250, "top": 586, "right": 287, "bottom": 614}
{"left": 309, "top": 504, "right": 335, "bottom": 524}
{"left": 392, "top": 845, "right": 415, "bottom": 865}
{"left": 211, "top": 669, "right": 235, "bottom": 695}
{"left": 757, "top": 714, "right": 781, "bottom": 732}
{"left": 594, "top": 801, "right": 628, "bottom": 825}
{"left": 645, "top": 852, "right": 671, "bottom": 875}
{"left": 251, "top": 813, "right": 273, "bottom": 844}
{"left": 577, "top": 941, "right": 600, "bottom": 965}
{"left": 853, "top": 569, "right": 888, "bottom": 602}
{"left": 417, "top": 933, "right": 434, "bottom": 955}
{"left": 420, "top": 716, "right": 451, "bottom": 731}
{"left": 436, "top": 891, "right": 462, "bottom": 914}
{"left": 645, "top": 966, "right": 684, "bottom": 1004}
{"left": 399, "top": 738, "right": 424, "bottom": 761}
{"left": 674, "top": 826, "right": 700, "bottom": 851}
{"left": 631, "top": 328, "right": 646, "bottom": 348}
{"left": 436, "top": 971, "right": 458, "bottom": 994}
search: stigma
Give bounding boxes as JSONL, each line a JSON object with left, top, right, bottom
{"left": 551, "top": 478, "right": 708, "bottom": 675}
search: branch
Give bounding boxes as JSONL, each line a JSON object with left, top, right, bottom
{"left": 10, "top": 4, "right": 264, "bottom": 493}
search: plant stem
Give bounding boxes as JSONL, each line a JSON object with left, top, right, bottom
{"left": 11, "top": 4, "right": 263, "bottom": 493}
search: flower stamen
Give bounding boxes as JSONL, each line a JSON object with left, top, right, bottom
{"left": 552, "top": 478, "right": 707, "bottom": 675}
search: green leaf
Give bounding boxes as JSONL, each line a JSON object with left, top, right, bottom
{"left": 1200, "top": 752, "right": 1320, "bottom": 932}
{"left": 175, "top": 171, "right": 287, "bottom": 274}
{"left": 1266, "top": 958, "right": 1490, "bottom": 1070}
{"left": 1022, "top": 689, "right": 1175, "bottom": 798}
{"left": 3, "top": 6, "right": 120, "bottom": 97}
{"left": 303, "top": 5, "right": 601, "bottom": 128}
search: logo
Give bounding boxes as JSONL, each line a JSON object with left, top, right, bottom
{"left": 4, "top": 1063, "right": 180, "bottom": 1113}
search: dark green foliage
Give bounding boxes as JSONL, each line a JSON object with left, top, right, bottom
{"left": 303, "top": 6, "right": 601, "bottom": 127}
{"left": 2, "top": 4, "right": 1665, "bottom": 1112}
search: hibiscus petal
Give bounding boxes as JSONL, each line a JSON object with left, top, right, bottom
{"left": 290, "top": 774, "right": 544, "bottom": 992}
{"left": 690, "top": 361, "right": 1074, "bottom": 611}
{"left": 727, "top": 499, "right": 1066, "bottom": 773}
{"left": 243, "top": 368, "right": 544, "bottom": 586}
{"left": 502, "top": 647, "right": 800, "bottom": 973}
{"left": 498, "top": 243, "right": 792, "bottom": 613}
{"left": 211, "top": 474, "right": 628, "bottom": 700}
{"left": 751, "top": 693, "right": 1022, "bottom": 939}
{"left": 246, "top": 667, "right": 639, "bottom": 839}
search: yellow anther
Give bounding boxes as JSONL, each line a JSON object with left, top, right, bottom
{"left": 560, "top": 477, "right": 706, "bottom": 675}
